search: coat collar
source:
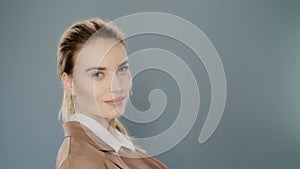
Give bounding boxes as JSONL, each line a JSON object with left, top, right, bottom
{"left": 63, "top": 112, "right": 135, "bottom": 153}
{"left": 63, "top": 120, "right": 116, "bottom": 152}
{"left": 62, "top": 119, "right": 169, "bottom": 168}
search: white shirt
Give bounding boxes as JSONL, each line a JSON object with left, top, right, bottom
{"left": 69, "top": 112, "right": 136, "bottom": 153}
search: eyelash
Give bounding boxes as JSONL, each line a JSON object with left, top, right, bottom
{"left": 91, "top": 66, "right": 129, "bottom": 79}
{"left": 91, "top": 72, "right": 104, "bottom": 79}
{"left": 117, "top": 65, "right": 128, "bottom": 73}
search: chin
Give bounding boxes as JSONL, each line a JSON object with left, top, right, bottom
{"left": 102, "top": 108, "right": 124, "bottom": 118}
{"left": 114, "top": 110, "right": 124, "bottom": 117}
{"left": 105, "top": 113, "right": 122, "bottom": 120}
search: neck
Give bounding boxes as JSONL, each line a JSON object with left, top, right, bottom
{"left": 77, "top": 111, "right": 116, "bottom": 131}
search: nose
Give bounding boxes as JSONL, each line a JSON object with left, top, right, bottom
{"left": 110, "top": 75, "right": 124, "bottom": 94}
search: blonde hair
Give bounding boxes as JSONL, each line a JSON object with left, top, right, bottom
{"left": 57, "top": 18, "right": 128, "bottom": 135}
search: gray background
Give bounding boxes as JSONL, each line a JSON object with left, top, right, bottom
{"left": 0, "top": 0, "right": 299, "bottom": 169}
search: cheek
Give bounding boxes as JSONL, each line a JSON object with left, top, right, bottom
{"left": 73, "top": 78, "right": 101, "bottom": 114}
{"left": 121, "top": 73, "right": 132, "bottom": 92}
{"left": 74, "top": 79, "right": 94, "bottom": 99}
{"left": 94, "top": 83, "right": 107, "bottom": 101}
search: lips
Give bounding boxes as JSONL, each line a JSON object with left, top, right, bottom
{"left": 104, "top": 96, "right": 125, "bottom": 105}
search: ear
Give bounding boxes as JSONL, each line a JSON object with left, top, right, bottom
{"left": 61, "top": 72, "right": 75, "bottom": 96}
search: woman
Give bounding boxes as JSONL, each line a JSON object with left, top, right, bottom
{"left": 56, "top": 18, "right": 168, "bottom": 169}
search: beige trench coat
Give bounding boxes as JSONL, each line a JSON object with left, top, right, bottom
{"left": 56, "top": 121, "right": 168, "bottom": 169}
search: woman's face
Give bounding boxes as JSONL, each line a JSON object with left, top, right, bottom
{"left": 72, "top": 38, "right": 132, "bottom": 120}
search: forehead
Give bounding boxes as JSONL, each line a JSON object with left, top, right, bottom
{"left": 74, "top": 38, "right": 127, "bottom": 71}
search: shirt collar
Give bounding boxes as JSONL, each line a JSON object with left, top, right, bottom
{"left": 69, "top": 112, "right": 136, "bottom": 153}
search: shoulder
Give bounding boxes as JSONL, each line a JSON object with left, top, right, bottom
{"left": 57, "top": 155, "right": 104, "bottom": 169}
{"left": 56, "top": 137, "right": 71, "bottom": 169}
{"left": 58, "top": 153, "right": 125, "bottom": 169}
{"left": 56, "top": 137, "right": 105, "bottom": 169}
{"left": 56, "top": 137, "right": 115, "bottom": 169}
{"left": 58, "top": 155, "right": 104, "bottom": 169}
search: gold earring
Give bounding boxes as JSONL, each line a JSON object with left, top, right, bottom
{"left": 72, "top": 95, "right": 77, "bottom": 113}
{"left": 130, "top": 90, "right": 133, "bottom": 97}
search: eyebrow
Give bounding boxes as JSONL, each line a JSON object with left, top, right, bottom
{"left": 85, "top": 60, "right": 129, "bottom": 72}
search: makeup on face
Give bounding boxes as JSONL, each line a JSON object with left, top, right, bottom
{"left": 72, "top": 39, "right": 132, "bottom": 119}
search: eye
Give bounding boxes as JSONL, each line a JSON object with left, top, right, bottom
{"left": 91, "top": 72, "right": 104, "bottom": 79}
{"left": 117, "top": 66, "right": 128, "bottom": 73}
